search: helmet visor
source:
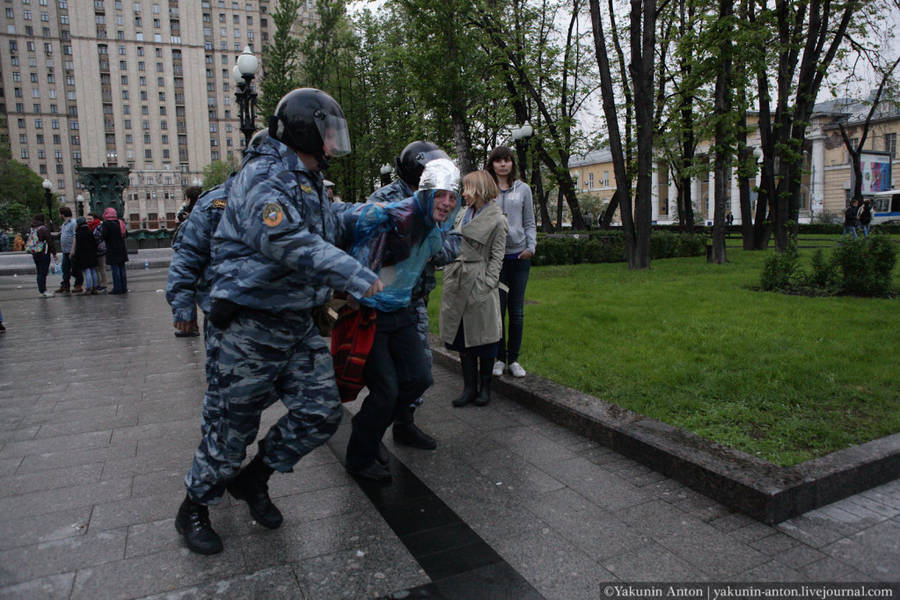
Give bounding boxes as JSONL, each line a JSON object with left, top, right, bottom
{"left": 415, "top": 149, "right": 449, "bottom": 166}
{"left": 317, "top": 113, "right": 352, "bottom": 157}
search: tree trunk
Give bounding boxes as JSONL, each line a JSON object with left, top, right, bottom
{"left": 710, "top": 0, "right": 733, "bottom": 265}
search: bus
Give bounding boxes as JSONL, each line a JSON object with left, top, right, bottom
{"left": 869, "top": 190, "right": 900, "bottom": 225}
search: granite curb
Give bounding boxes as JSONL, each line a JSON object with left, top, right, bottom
{"left": 0, "top": 249, "right": 173, "bottom": 276}
{"left": 429, "top": 336, "right": 900, "bottom": 524}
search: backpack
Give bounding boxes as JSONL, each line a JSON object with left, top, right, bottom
{"left": 24, "top": 227, "right": 46, "bottom": 254}
{"left": 93, "top": 225, "right": 107, "bottom": 256}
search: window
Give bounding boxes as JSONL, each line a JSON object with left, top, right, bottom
{"left": 35, "top": 118, "right": 43, "bottom": 128}
{"left": 70, "top": 120, "right": 79, "bottom": 129}
{"left": 121, "top": 75, "right": 128, "bottom": 84}
{"left": 886, "top": 133, "right": 897, "bottom": 159}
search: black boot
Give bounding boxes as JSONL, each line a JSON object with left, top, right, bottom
{"left": 175, "top": 495, "right": 223, "bottom": 555}
{"left": 452, "top": 353, "right": 479, "bottom": 408}
{"left": 392, "top": 406, "right": 437, "bottom": 450}
{"left": 226, "top": 454, "right": 283, "bottom": 529}
{"left": 475, "top": 357, "right": 493, "bottom": 406}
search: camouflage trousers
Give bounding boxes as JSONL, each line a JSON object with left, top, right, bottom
{"left": 409, "top": 297, "right": 431, "bottom": 409}
{"left": 185, "top": 308, "right": 342, "bottom": 504}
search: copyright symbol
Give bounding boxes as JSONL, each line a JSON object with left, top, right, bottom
{"left": 605, "top": 586, "right": 616, "bottom": 597}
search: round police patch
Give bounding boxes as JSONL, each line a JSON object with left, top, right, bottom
{"left": 262, "top": 202, "right": 284, "bottom": 227}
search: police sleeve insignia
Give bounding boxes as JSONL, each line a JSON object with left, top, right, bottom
{"left": 262, "top": 202, "right": 285, "bottom": 227}
{"left": 300, "top": 184, "right": 313, "bottom": 194}
{"left": 212, "top": 198, "right": 227, "bottom": 209}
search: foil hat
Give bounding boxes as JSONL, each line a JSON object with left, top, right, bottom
{"left": 418, "top": 158, "right": 460, "bottom": 195}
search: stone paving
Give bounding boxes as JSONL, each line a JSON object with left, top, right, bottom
{"left": 0, "top": 268, "right": 898, "bottom": 599}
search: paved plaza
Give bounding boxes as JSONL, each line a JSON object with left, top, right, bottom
{"left": 0, "top": 267, "right": 898, "bottom": 599}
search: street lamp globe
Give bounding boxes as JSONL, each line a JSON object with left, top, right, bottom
{"left": 232, "top": 64, "right": 244, "bottom": 85}
{"left": 237, "top": 46, "right": 259, "bottom": 77}
{"left": 42, "top": 179, "right": 52, "bottom": 191}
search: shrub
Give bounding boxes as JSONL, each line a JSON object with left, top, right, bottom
{"left": 830, "top": 234, "right": 897, "bottom": 297}
{"left": 760, "top": 243, "right": 802, "bottom": 291}
{"left": 532, "top": 231, "right": 703, "bottom": 266}
{"left": 807, "top": 248, "right": 836, "bottom": 289}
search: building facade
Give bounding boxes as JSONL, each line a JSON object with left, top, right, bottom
{"left": 1, "top": 0, "right": 317, "bottom": 229}
{"left": 570, "top": 100, "right": 900, "bottom": 225}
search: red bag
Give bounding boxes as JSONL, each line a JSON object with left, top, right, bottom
{"left": 330, "top": 305, "right": 376, "bottom": 403}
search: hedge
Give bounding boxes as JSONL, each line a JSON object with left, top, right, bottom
{"left": 532, "top": 231, "right": 706, "bottom": 266}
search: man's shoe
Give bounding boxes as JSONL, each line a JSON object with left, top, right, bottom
{"left": 492, "top": 361, "right": 506, "bottom": 376}
{"left": 71, "top": 285, "right": 83, "bottom": 294}
{"left": 175, "top": 496, "right": 223, "bottom": 555}
{"left": 393, "top": 421, "right": 437, "bottom": 450}
{"left": 42, "top": 291, "right": 55, "bottom": 298}
{"left": 226, "top": 455, "right": 283, "bottom": 529}
{"left": 346, "top": 460, "right": 392, "bottom": 482}
{"left": 53, "top": 285, "right": 68, "bottom": 294}
{"left": 509, "top": 362, "right": 527, "bottom": 378}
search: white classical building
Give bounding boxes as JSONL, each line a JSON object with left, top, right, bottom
{"left": 570, "top": 99, "right": 900, "bottom": 225}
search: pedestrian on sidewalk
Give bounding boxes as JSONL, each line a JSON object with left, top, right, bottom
{"left": 25, "top": 214, "right": 57, "bottom": 298}
{"left": 341, "top": 158, "right": 462, "bottom": 483}
{"left": 440, "top": 170, "right": 507, "bottom": 408}
{"left": 486, "top": 145, "right": 536, "bottom": 379}
{"left": 71, "top": 217, "right": 100, "bottom": 294}
{"left": 101, "top": 207, "right": 129, "bottom": 294}
{"left": 88, "top": 213, "right": 108, "bottom": 292}
{"left": 55, "top": 206, "right": 84, "bottom": 294}
{"left": 844, "top": 199, "right": 860, "bottom": 238}
{"left": 175, "top": 88, "right": 382, "bottom": 556}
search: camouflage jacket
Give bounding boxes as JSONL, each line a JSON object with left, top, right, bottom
{"left": 165, "top": 176, "right": 233, "bottom": 322}
{"left": 367, "top": 179, "right": 460, "bottom": 301}
{"left": 210, "top": 136, "right": 377, "bottom": 313}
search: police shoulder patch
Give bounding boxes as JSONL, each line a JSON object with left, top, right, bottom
{"left": 262, "top": 201, "right": 284, "bottom": 227}
{"left": 300, "top": 184, "right": 313, "bottom": 194}
{"left": 212, "top": 198, "right": 227, "bottom": 209}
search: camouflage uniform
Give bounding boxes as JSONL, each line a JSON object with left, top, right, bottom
{"left": 166, "top": 175, "right": 233, "bottom": 325}
{"left": 185, "top": 135, "right": 378, "bottom": 504}
{"left": 366, "top": 181, "right": 460, "bottom": 408}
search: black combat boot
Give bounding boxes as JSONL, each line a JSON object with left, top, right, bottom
{"left": 175, "top": 495, "right": 223, "bottom": 555}
{"left": 452, "top": 353, "right": 478, "bottom": 407}
{"left": 226, "top": 454, "right": 283, "bottom": 529}
{"left": 475, "top": 357, "right": 494, "bottom": 406}
{"left": 392, "top": 406, "right": 437, "bottom": 450}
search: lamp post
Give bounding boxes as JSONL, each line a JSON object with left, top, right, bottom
{"left": 379, "top": 164, "right": 392, "bottom": 187}
{"left": 76, "top": 194, "right": 84, "bottom": 218}
{"left": 233, "top": 46, "right": 259, "bottom": 153}
{"left": 42, "top": 179, "right": 53, "bottom": 226}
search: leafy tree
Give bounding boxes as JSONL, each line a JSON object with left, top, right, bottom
{"left": 202, "top": 158, "right": 238, "bottom": 190}
{"left": 258, "top": 0, "right": 303, "bottom": 122}
{"left": 589, "top": 0, "right": 657, "bottom": 268}
{"left": 0, "top": 157, "right": 49, "bottom": 231}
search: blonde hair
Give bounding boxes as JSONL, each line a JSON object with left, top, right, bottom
{"left": 462, "top": 170, "right": 500, "bottom": 208}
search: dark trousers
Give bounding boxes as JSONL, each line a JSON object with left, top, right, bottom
{"left": 498, "top": 257, "right": 531, "bottom": 363}
{"left": 110, "top": 263, "right": 127, "bottom": 294}
{"left": 33, "top": 253, "right": 51, "bottom": 294}
{"left": 61, "top": 253, "right": 83, "bottom": 288}
{"left": 346, "top": 306, "right": 433, "bottom": 469}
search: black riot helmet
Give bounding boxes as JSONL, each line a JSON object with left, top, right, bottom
{"left": 395, "top": 141, "right": 449, "bottom": 188}
{"left": 268, "top": 88, "right": 351, "bottom": 169}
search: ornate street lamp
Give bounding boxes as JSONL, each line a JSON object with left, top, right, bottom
{"left": 233, "top": 46, "right": 260, "bottom": 153}
{"left": 76, "top": 194, "right": 84, "bottom": 217}
{"left": 42, "top": 179, "right": 53, "bottom": 226}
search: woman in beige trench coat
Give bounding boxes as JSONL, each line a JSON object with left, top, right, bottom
{"left": 439, "top": 170, "right": 508, "bottom": 407}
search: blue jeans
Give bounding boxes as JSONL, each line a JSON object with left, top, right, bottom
{"left": 110, "top": 263, "right": 127, "bottom": 294}
{"left": 843, "top": 225, "right": 858, "bottom": 238}
{"left": 61, "top": 254, "right": 83, "bottom": 288}
{"left": 33, "top": 253, "right": 51, "bottom": 294}
{"left": 498, "top": 257, "right": 531, "bottom": 364}
{"left": 861, "top": 224, "right": 870, "bottom": 238}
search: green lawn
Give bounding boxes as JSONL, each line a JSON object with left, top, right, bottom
{"left": 429, "top": 237, "right": 900, "bottom": 466}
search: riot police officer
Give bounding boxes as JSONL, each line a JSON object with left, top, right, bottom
{"left": 175, "top": 89, "right": 383, "bottom": 555}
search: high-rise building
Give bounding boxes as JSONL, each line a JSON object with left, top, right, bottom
{"left": 0, "top": 0, "right": 317, "bottom": 229}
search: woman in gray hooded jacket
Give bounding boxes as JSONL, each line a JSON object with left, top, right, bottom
{"left": 485, "top": 146, "right": 537, "bottom": 378}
